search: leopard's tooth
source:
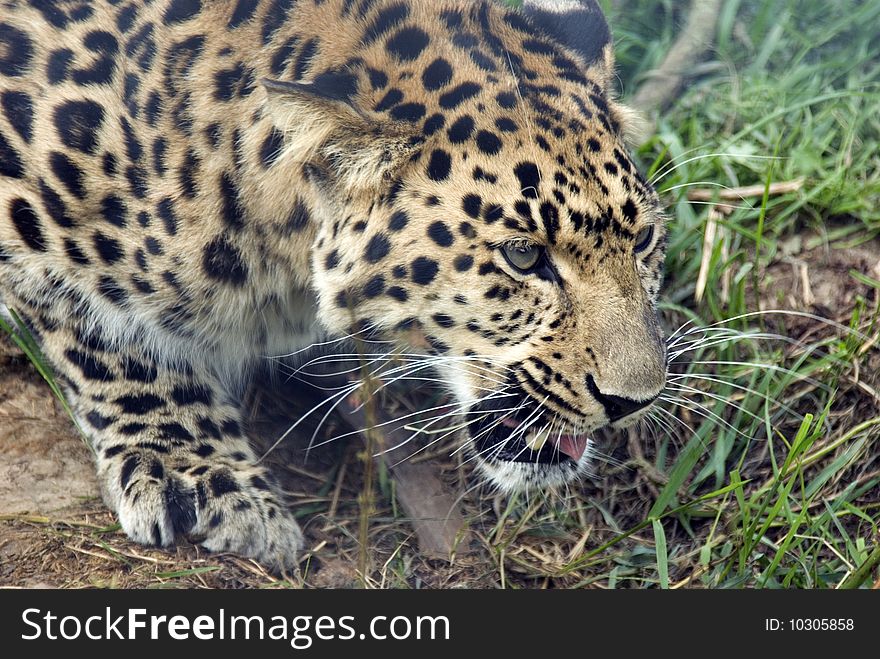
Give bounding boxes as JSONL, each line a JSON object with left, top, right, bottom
{"left": 525, "top": 427, "right": 551, "bottom": 451}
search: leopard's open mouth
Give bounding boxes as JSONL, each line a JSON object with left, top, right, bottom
{"left": 468, "top": 391, "right": 591, "bottom": 465}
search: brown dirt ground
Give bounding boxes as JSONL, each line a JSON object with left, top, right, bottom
{"left": 1, "top": 235, "right": 878, "bottom": 588}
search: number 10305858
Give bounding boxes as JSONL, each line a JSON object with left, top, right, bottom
{"left": 765, "top": 618, "right": 854, "bottom": 631}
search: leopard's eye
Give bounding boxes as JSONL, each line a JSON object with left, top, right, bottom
{"left": 501, "top": 243, "right": 544, "bottom": 272}
{"left": 634, "top": 224, "right": 655, "bottom": 254}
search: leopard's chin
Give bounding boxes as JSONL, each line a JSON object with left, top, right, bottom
{"left": 471, "top": 444, "right": 594, "bottom": 493}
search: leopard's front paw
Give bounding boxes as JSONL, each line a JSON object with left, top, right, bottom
{"left": 191, "top": 467, "right": 304, "bottom": 572}
{"left": 105, "top": 452, "right": 302, "bottom": 571}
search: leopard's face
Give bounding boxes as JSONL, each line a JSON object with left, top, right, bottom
{"left": 251, "top": 0, "right": 668, "bottom": 492}
{"left": 309, "top": 89, "right": 667, "bottom": 493}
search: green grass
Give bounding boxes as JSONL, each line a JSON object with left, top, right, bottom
{"left": 0, "top": 309, "right": 88, "bottom": 446}
{"left": 619, "top": 0, "right": 880, "bottom": 283}
{"left": 509, "top": 0, "right": 880, "bottom": 588}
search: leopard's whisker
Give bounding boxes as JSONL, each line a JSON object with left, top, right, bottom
{"left": 303, "top": 357, "right": 494, "bottom": 459}
{"left": 385, "top": 410, "right": 501, "bottom": 468}
{"left": 542, "top": 414, "right": 560, "bottom": 465}
{"left": 454, "top": 397, "right": 531, "bottom": 462}
{"left": 305, "top": 379, "right": 372, "bottom": 459}
{"left": 651, "top": 404, "right": 707, "bottom": 448}
{"left": 292, "top": 350, "right": 517, "bottom": 374}
{"left": 665, "top": 316, "right": 699, "bottom": 343}
{"left": 664, "top": 383, "right": 784, "bottom": 425}
{"left": 483, "top": 395, "right": 548, "bottom": 463}
{"left": 645, "top": 407, "right": 678, "bottom": 439}
{"left": 658, "top": 394, "right": 757, "bottom": 440}
{"left": 286, "top": 355, "right": 511, "bottom": 406}
{"left": 646, "top": 144, "right": 784, "bottom": 184}
{"left": 667, "top": 326, "right": 806, "bottom": 352}
{"left": 674, "top": 360, "right": 833, "bottom": 392}
{"left": 674, "top": 309, "right": 875, "bottom": 343}
{"left": 446, "top": 407, "right": 528, "bottom": 465}
{"left": 383, "top": 416, "right": 483, "bottom": 463}
{"left": 268, "top": 327, "right": 392, "bottom": 360}
{"left": 683, "top": 200, "right": 754, "bottom": 212}
{"left": 311, "top": 389, "right": 516, "bottom": 451}
{"left": 650, "top": 153, "right": 784, "bottom": 186}
{"left": 664, "top": 324, "right": 763, "bottom": 353}
{"left": 398, "top": 393, "right": 518, "bottom": 439}
{"left": 381, "top": 375, "right": 507, "bottom": 391}
{"left": 289, "top": 352, "right": 399, "bottom": 378}
{"left": 502, "top": 45, "right": 542, "bottom": 192}
{"left": 367, "top": 359, "right": 510, "bottom": 389}
{"left": 277, "top": 355, "right": 513, "bottom": 462}
{"left": 347, "top": 365, "right": 506, "bottom": 413}
{"left": 585, "top": 443, "right": 625, "bottom": 468}
{"left": 509, "top": 422, "right": 551, "bottom": 464}
{"left": 258, "top": 379, "right": 362, "bottom": 463}
{"left": 666, "top": 373, "right": 803, "bottom": 417}
{"left": 667, "top": 332, "right": 790, "bottom": 360}
{"left": 659, "top": 181, "right": 738, "bottom": 194}
{"left": 665, "top": 325, "right": 780, "bottom": 350}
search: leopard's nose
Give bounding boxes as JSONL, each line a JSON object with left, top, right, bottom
{"left": 585, "top": 374, "right": 657, "bottom": 422}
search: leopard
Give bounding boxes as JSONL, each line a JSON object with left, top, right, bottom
{"left": 0, "top": 0, "right": 667, "bottom": 571}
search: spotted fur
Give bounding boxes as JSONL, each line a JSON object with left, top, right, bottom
{"left": 0, "top": 0, "right": 667, "bottom": 568}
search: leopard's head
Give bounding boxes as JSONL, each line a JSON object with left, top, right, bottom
{"left": 262, "top": 0, "right": 666, "bottom": 491}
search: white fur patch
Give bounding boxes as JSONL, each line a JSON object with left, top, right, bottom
{"left": 474, "top": 439, "right": 595, "bottom": 494}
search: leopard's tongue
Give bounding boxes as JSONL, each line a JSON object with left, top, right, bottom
{"left": 501, "top": 417, "right": 589, "bottom": 462}
{"left": 556, "top": 435, "right": 589, "bottom": 461}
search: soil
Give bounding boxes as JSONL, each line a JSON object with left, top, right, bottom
{"left": 0, "top": 342, "right": 98, "bottom": 514}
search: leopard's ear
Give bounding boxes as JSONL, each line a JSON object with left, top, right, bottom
{"left": 261, "top": 74, "right": 422, "bottom": 193}
{"left": 519, "top": 0, "right": 612, "bottom": 71}
{"left": 519, "top": 1, "right": 645, "bottom": 144}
